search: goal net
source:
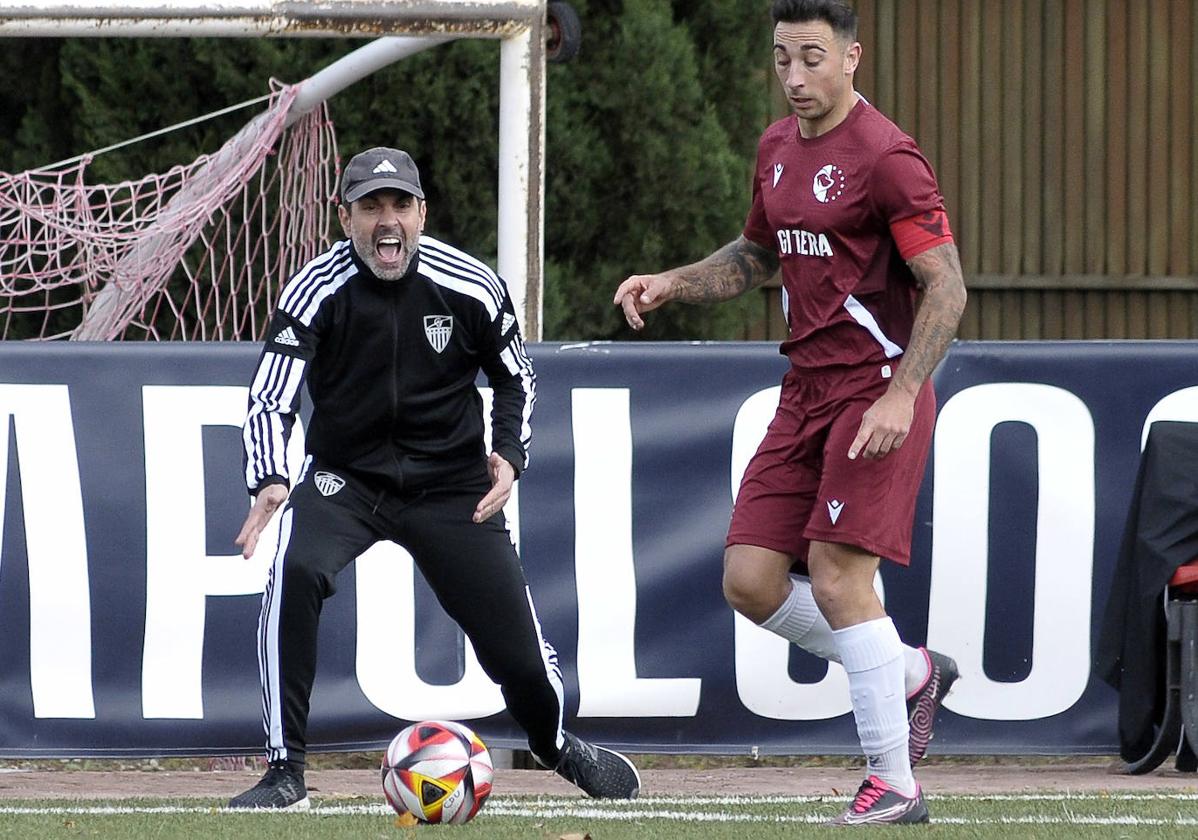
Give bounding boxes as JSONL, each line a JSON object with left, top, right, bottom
{"left": 0, "top": 82, "right": 337, "bottom": 341}
{"left": 0, "top": 0, "right": 547, "bottom": 340}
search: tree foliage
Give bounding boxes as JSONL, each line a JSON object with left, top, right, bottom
{"left": 0, "top": 2, "right": 773, "bottom": 340}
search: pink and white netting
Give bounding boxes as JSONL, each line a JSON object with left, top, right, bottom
{"left": 0, "top": 82, "right": 337, "bottom": 340}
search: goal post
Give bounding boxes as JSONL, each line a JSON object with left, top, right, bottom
{"left": 0, "top": 0, "right": 548, "bottom": 338}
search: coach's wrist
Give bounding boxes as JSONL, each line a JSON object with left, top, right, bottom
{"left": 251, "top": 475, "right": 289, "bottom": 498}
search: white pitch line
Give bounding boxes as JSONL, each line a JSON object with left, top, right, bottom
{"left": 486, "top": 806, "right": 822, "bottom": 823}
{"left": 3, "top": 792, "right": 1198, "bottom": 824}
{"left": 4, "top": 804, "right": 1195, "bottom": 828}
{"left": 940, "top": 793, "right": 1198, "bottom": 802}
{"left": 483, "top": 805, "right": 1198, "bottom": 827}
{"left": 1, "top": 791, "right": 1197, "bottom": 813}
{"left": 0, "top": 806, "right": 368, "bottom": 816}
{"left": 512, "top": 794, "right": 843, "bottom": 806}
{"left": 507, "top": 792, "right": 1198, "bottom": 806}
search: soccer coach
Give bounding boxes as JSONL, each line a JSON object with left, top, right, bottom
{"left": 230, "top": 147, "right": 639, "bottom": 809}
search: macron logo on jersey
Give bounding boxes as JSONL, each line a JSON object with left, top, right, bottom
{"left": 772, "top": 163, "right": 784, "bottom": 188}
{"left": 915, "top": 210, "right": 947, "bottom": 237}
{"left": 776, "top": 228, "right": 834, "bottom": 258}
{"left": 274, "top": 326, "right": 300, "bottom": 347}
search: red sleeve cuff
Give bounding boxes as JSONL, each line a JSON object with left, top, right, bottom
{"left": 890, "top": 210, "right": 954, "bottom": 261}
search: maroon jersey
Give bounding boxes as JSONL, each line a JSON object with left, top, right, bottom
{"left": 743, "top": 97, "right": 946, "bottom": 370}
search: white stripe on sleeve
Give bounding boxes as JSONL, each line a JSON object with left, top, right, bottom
{"left": 243, "top": 351, "right": 308, "bottom": 489}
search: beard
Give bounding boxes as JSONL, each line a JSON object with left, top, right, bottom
{"left": 353, "top": 227, "right": 417, "bottom": 281}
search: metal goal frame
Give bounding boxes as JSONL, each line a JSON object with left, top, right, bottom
{"left": 0, "top": 0, "right": 548, "bottom": 338}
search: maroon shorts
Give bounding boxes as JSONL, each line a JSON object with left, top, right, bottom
{"left": 726, "top": 363, "right": 936, "bottom": 570}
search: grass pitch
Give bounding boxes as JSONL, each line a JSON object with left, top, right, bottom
{"left": 2, "top": 793, "right": 1197, "bottom": 839}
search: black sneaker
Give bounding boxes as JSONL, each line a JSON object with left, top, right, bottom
{"left": 227, "top": 761, "right": 310, "bottom": 810}
{"left": 906, "top": 648, "right": 959, "bottom": 765}
{"left": 553, "top": 732, "right": 641, "bottom": 799}
{"left": 826, "top": 775, "right": 929, "bottom": 825}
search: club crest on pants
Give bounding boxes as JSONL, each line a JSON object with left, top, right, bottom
{"left": 314, "top": 471, "right": 345, "bottom": 497}
{"left": 424, "top": 315, "right": 453, "bottom": 353}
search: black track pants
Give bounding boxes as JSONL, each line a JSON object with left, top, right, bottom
{"left": 256, "top": 465, "right": 565, "bottom": 766}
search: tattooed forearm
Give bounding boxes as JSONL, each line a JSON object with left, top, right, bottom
{"left": 669, "top": 236, "right": 780, "bottom": 304}
{"left": 891, "top": 242, "right": 967, "bottom": 396}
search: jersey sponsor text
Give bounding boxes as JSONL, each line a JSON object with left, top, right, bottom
{"left": 776, "top": 228, "right": 834, "bottom": 258}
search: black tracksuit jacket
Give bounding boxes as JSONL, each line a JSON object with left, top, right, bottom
{"left": 242, "top": 236, "right": 536, "bottom": 496}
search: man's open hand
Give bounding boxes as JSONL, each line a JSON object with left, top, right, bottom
{"left": 236, "top": 483, "right": 289, "bottom": 559}
{"left": 474, "top": 453, "right": 515, "bottom": 523}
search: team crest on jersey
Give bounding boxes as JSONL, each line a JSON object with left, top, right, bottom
{"left": 424, "top": 315, "right": 453, "bottom": 353}
{"left": 812, "top": 163, "right": 846, "bottom": 203}
{"left": 314, "top": 471, "right": 345, "bottom": 497}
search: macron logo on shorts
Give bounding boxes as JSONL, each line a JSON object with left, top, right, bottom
{"left": 314, "top": 471, "right": 345, "bottom": 497}
{"left": 827, "top": 499, "right": 844, "bottom": 525}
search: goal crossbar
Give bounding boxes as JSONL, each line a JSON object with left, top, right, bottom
{"left": 0, "top": 1, "right": 541, "bottom": 37}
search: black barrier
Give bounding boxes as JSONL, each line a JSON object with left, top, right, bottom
{"left": 0, "top": 341, "right": 1194, "bottom": 757}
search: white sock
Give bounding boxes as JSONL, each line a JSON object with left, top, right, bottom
{"left": 833, "top": 617, "right": 915, "bottom": 797}
{"left": 762, "top": 577, "right": 931, "bottom": 696}
{"left": 759, "top": 575, "right": 838, "bottom": 660}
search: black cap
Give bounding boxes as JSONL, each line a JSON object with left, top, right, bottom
{"left": 341, "top": 147, "right": 424, "bottom": 203}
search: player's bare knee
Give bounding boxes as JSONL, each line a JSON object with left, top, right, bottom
{"left": 809, "top": 572, "right": 850, "bottom": 621}
{"left": 721, "top": 571, "right": 753, "bottom": 617}
{"left": 722, "top": 567, "right": 778, "bottom": 624}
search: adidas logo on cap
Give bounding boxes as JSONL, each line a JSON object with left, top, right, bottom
{"left": 342, "top": 147, "right": 425, "bottom": 203}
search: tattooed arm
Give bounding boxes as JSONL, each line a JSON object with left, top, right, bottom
{"left": 847, "top": 242, "right": 967, "bottom": 460}
{"left": 889, "top": 242, "right": 967, "bottom": 398}
{"left": 613, "top": 236, "right": 780, "bottom": 330}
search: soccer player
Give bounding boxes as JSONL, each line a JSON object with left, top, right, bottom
{"left": 613, "top": 0, "right": 965, "bottom": 826}
{"left": 229, "top": 147, "right": 640, "bottom": 809}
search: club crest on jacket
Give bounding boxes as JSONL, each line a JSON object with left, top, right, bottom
{"left": 424, "top": 315, "right": 453, "bottom": 353}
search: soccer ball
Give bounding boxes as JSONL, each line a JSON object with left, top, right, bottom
{"left": 381, "top": 720, "right": 494, "bottom": 824}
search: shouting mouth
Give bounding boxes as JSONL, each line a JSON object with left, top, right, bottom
{"left": 375, "top": 234, "right": 404, "bottom": 266}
